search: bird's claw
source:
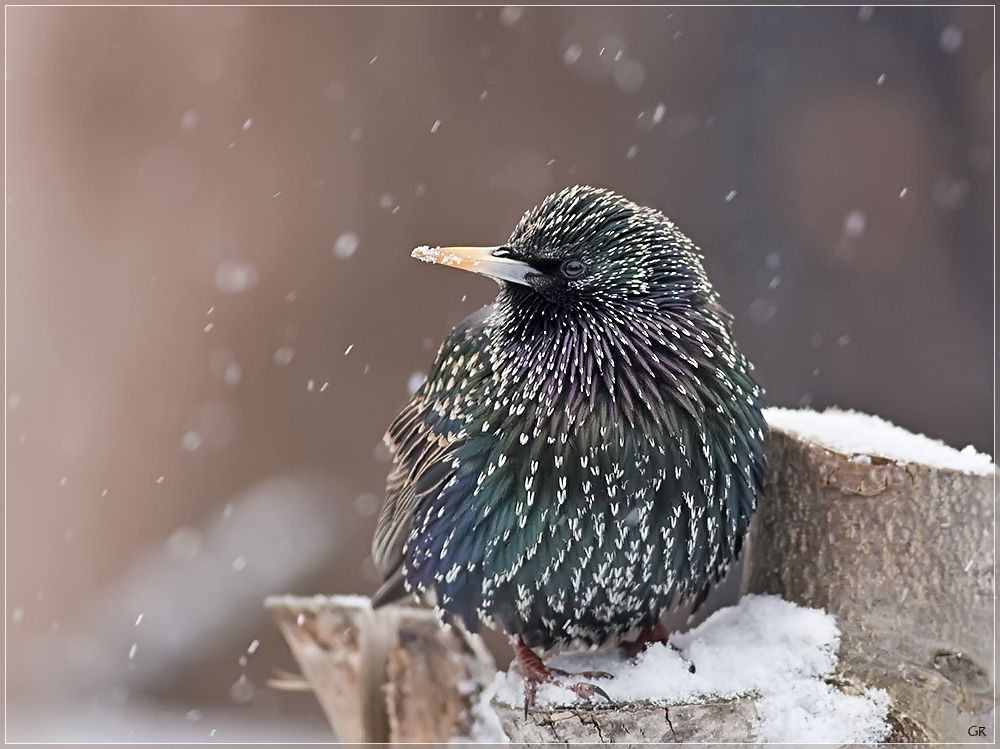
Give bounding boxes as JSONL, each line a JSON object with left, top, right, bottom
{"left": 522, "top": 673, "right": 613, "bottom": 717}
{"left": 514, "top": 637, "right": 615, "bottom": 717}
{"left": 621, "top": 621, "right": 696, "bottom": 672}
{"left": 568, "top": 680, "right": 611, "bottom": 702}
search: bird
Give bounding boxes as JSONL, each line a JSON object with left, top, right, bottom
{"left": 370, "top": 185, "right": 767, "bottom": 709}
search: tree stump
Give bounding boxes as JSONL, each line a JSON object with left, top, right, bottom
{"left": 744, "top": 409, "right": 994, "bottom": 743}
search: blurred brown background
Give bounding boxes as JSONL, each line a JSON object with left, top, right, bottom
{"left": 5, "top": 5, "right": 993, "bottom": 741}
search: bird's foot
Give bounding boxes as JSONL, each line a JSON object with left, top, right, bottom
{"left": 621, "top": 620, "right": 695, "bottom": 673}
{"left": 513, "top": 637, "right": 612, "bottom": 718}
{"left": 621, "top": 619, "right": 672, "bottom": 658}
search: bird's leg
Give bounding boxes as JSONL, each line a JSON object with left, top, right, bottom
{"left": 621, "top": 620, "right": 695, "bottom": 672}
{"left": 512, "top": 637, "right": 612, "bottom": 717}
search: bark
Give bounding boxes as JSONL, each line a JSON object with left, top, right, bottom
{"left": 492, "top": 698, "right": 758, "bottom": 743}
{"left": 384, "top": 616, "right": 496, "bottom": 743}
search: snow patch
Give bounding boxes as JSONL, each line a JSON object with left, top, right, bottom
{"left": 765, "top": 407, "right": 994, "bottom": 475}
{"left": 451, "top": 677, "right": 509, "bottom": 744}
{"left": 490, "top": 595, "right": 891, "bottom": 744}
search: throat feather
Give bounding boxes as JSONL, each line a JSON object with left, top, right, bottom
{"left": 487, "top": 299, "right": 720, "bottom": 431}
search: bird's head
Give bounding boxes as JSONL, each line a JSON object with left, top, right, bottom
{"left": 412, "top": 185, "right": 714, "bottom": 315}
{"left": 411, "top": 186, "right": 759, "bottom": 432}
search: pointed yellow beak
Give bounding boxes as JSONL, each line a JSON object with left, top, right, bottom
{"left": 411, "top": 245, "right": 535, "bottom": 286}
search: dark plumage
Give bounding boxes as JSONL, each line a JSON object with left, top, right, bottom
{"left": 372, "top": 186, "right": 766, "bottom": 682}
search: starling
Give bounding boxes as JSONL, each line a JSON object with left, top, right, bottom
{"left": 371, "top": 185, "right": 767, "bottom": 706}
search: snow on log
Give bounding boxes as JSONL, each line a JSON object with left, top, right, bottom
{"left": 744, "top": 407, "right": 994, "bottom": 743}
{"left": 491, "top": 594, "right": 891, "bottom": 743}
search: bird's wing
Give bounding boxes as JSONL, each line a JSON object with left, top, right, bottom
{"left": 371, "top": 305, "right": 493, "bottom": 605}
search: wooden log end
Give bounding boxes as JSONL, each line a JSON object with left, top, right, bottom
{"left": 265, "top": 595, "right": 495, "bottom": 743}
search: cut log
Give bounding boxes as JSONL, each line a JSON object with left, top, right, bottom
{"left": 743, "top": 410, "right": 995, "bottom": 743}
{"left": 264, "top": 595, "right": 494, "bottom": 743}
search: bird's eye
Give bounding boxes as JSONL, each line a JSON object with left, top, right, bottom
{"left": 561, "top": 259, "right": 587, "bottom": 279}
